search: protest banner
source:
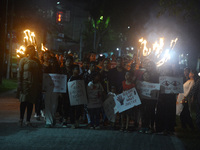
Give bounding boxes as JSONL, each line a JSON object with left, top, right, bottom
{"left": 114, "top": 88, "right": 141, "bottom": 113}
{"left": 159, "top": 76, "right": 183, "bottom": 94}
{"left": 103, "top": 93, "right": 116, "bottom": 122}
{"left": 43, "top": 73, "right": 67, "bottom": 93}
{"left": 68, "top": 80, "right": 88, "bottom": 106}
{"left": 136, "top": 81, "right": 160, "bottom": 100}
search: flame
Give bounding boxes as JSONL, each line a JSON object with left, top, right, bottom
{"left": 16, "top": 45, "right": 26, "bottom": 58}
{"left": 41, "top": 43, "right": 48, "bottom": 51}
{"left": 23, "top": 29, "right": 36, "bottom": 45}
{"left": 139, "top": 38, "right": 151, "bottom": 56}
{"left": 139, "top": 37, "right": 178, "bottom": 67}
{"left": 16, "top": 29, "right": 37, "bottom": 58}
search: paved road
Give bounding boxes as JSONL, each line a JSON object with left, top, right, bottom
{"left": 0, "top": 90, "right": 185, "bottom": 150}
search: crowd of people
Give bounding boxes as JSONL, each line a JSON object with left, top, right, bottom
{"left": 17, "top": 45, "right": 200, "bottom": 134}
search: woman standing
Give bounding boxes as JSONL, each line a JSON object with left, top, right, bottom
{"left": 18, "top": 45, "right": 42, "bottom": 126}
{"left": 176, "top": 70, "right": 195, "bottom": 129}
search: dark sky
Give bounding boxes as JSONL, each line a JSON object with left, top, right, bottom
{"left": 3, "top": 0, "right": 200, "bottom": 66}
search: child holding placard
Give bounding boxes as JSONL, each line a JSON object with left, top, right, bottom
{"left": 87, "top": 72, "right": 105, "bottom": 129}
{"left": 120, "top": 71, "right": 135, "bottom": 132}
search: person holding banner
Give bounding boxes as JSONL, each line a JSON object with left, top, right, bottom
{"left": 120, "top": 71, "right": 136, "bottom": 132}
{"left": 138, "top": 61, "right": 159, "bottom": 134}
{"left": 87, "top": 72, "right": 105, "bottom": 129}
{"left": 156, "top": 64, "right": 178, "bottom": 134}
{"left": 68, "top": 65, "right": 85, "bottom": 129}
{"left": 43, "top": 55, "right": 61, "bottom": 128}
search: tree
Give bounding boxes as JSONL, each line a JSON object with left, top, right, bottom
{"left": 158, "top": 0, "right": 200, "bottom": 22}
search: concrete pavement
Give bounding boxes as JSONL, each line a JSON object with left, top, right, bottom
{"left": 0, "top": 90, "right": 185, "bottom": 150}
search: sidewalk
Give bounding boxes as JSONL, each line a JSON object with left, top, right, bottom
{"left": 0, "top": 90, "right": 185, "bottom": 150}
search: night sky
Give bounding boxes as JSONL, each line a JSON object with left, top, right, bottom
{"left": 1, "top": 0, "right": 200, "bottom": 67}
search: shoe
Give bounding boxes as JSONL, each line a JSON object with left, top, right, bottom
{"left": 41, "top": 110, "right": 45, "bottom": 118}
{"left": 75, "top": 120, "right": 79, "bottom": 128}
{"left": 34, "top": 113, "right": 38, "bottom": 118}
{"left": 19, "top": 119, "right": 23, "bottom": 127}
{"left": 120, "top": 127, "right": 124, "bottom": 132}
{"left": 62, "top": 122, "right": 68, "bottom": 128}
{"left": 95, "top": 126, "right": 100, "bottom": 130}
{"left": 71, "top": 124, "right": 76, "bottom": 129}
{"left": 45, "top": 124, "right": 52, "bottom": 128}
{"left": 145, "top": 128, "right": 152, "bottom": 134}
{"left": 25, "top": 122, "right": 33, "bottom": 127}
{"left": 139, "top": 128, "right": 145, "bottom": 133}
{"left": 53, "top": 119, "right": 56, "bottom": 126}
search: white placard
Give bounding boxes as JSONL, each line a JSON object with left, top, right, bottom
{"left": 159, "top": 76, "right": 183, "bottom": 94}
{"left": 114, "top": 88, "right": 141, "bottom": 113}
{"left": 103, "top": 93, "right": 116, "bottom": 122}
{"left": 68, "top": 80, "right": 87, "bottom": 106}
{"left": 43, "top": 73, "right": 67, "bottom": 93}
{"left": 136, "top": 81, "right": 160, "bottom": 100}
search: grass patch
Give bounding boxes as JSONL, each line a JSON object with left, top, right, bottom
{"left": 0, "top": 79, "right": 17, "bottom": 93}
{"left": 175, "top": 110, "right": 200, "bottom": 150}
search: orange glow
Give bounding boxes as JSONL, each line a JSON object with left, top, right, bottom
{"left": 58, "top": 14, "right": 61, "bottom": 22}
{"left": 41, "top": 43, "right": 48, "bottom": 51}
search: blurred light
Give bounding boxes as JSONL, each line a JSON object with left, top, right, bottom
{"left": 100, "top": 16, "right": 103, "bottom": 20}
{"left": 187, "top": 54, "right": 189, "bottom": 55}
{"left": 198, "top": 72, "right": 200, "bottom": 76}
{"left": 126, "top": 47, "right": 130, "bottom": 50}
{"left": 57, "top": 1, "right": 60, "bottom": 4}
{"left": 116, "top": 48, "right": 119, "bottom": 51}
{"left": 100, "top": 54, "right": 103, "bottom": 57}
{"left": 128, "top": 26, "right": 130, "bottom": 29}
{"left": 131, "top": 47, "right": 134, "bottom": 50}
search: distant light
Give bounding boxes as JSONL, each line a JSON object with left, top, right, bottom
{"left": 57, "top": 1, "right": 60, "bottom": 4}
{"left": 128, "top": 26, "right": 130, "bottom": 29}
{"left": 116, "top": 48, "right": 119, "bottom": 51}
{"left": 100, "top": 16, "right": 103, "bottom": 20}
{"left": 126, "top": 47, "right": 130, "bottom": 50}
{"left": 131, "top": 47, "right": 134, "bottom": 50}
{"left": 198, "top": 72, "right": 200, "bottom": 76}
{"left": 187, "top": 54, "right": 189, "bottom": 55}
{"left": 100, "top": 54, "right": 103, "bottom": 57}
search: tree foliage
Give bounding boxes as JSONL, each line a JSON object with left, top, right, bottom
{"left": 158, "top": 0, "right": 200, "bottom": 22}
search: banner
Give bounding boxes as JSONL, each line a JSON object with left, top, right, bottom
{"left": 136, "top": 81, "right": 160, "bottom": 100}
{"left": 43, "top": 73, "right": 67, "bottom": 93}
{"left": 114, "top": 88, "right": 141, "bottom": 113}
{"left": 159, "top": 76, "right": 183, "bottom": 94}
{"left": 68, "top": 80, "right": 87, "bottom": 106}
{"left": 103, "top": 93, "right": 116, "bottom": 122}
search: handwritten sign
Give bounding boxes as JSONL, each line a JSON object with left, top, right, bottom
{"left": 43, "top": 73, "right": 67, "bottom": 93}
{"left": 136, "top": 81, "right": 160, "bottom": 100}
{"left": 159, "top": 76, "right": 183, "bottom": 94}
{"left": 103, "top": 93, "right": 116, "bottom": 122}
{"left": 68, "top": 80, "right": 87, "bottom": 106}
{"left": 114, "top": 88, "right": 141, "bottom": 113}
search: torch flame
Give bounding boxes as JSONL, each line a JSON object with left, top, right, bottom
{"left": 139, "top": 38, "right": 151, "bottom": 56}
{"left": 16, "top": 45, "right": 26, "bottom": 58}
{"left": 139, "top": 37, "right": 178, "bottom": 67}
{"left": 41, "top": 43, "right": 48, "bottom": 51}
{"left": 23, "top": 29, "right": 36, "bottom": 46}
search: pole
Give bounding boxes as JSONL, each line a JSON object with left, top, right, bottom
{"left": 6, "top": 0, "right": 14, "bottom": 79}
{"left": 79, "top": 24, "right": 83, "bottom": 61}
